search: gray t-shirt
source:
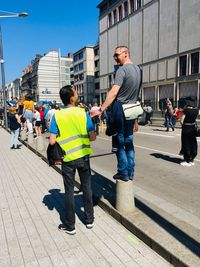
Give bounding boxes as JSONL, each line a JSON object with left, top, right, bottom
{"left": 114, "top": 64, "right": 141, "bottom": 104}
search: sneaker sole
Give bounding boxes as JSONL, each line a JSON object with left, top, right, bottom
{"left": 58, "top": 228, "right": 76, "bottom": 235}
{"left": 86, "top": 223, "right": 94, "bottom": 229}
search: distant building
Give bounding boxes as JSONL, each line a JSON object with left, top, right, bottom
{"left": 21, "top": 50, "right": 74, "bottom": 103}
{"left": 73, "top": 46, "right": 97, "bottom": 103}
{"left": 6, "top": 78, "right": 21, "bottom": 100}
{"left": 94, "top": 44, "right": 100, "bottom": 104}
{"left": 97, "top": 0, "right": 200, "bottom": 109}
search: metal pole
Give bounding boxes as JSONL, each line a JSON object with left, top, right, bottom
{"left": 0, "top": 25, "right": 8, "bottom": 128}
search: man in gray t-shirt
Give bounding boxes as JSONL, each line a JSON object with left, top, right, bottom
{"left": 90, "top": 46, "right": 141, "bottom": 182}
{"left": 115, "top": 63, "right": 141, "bottom": 104}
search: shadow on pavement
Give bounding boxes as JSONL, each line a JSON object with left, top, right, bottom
{"left": 42, "top": 169, "right": 116, "bottom": 225}
{"left": 152, "top": 128, "right": 168, "bottom": 132}
{"left": 135, "top": 199, "right": 200, "bottom": 258}
{"left": 150, "top": 152, "right": 181, "bottom": 164}
{"left": 42, "top": 188, "right": 96, "bottom": 225}
{"left": 90, "top": 169, "right": 116, "bottom": 208}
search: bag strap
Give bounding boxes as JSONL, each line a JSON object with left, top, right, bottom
{"left": 137, "top": 67, "right": 143, "bottom": 100}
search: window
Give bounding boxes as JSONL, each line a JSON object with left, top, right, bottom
{"left": 113, "top": 9, "right": 117, "bottom": 24}
{"left": 79, "top": 62, "right": 84, "bottom": 71}
{"left": 130, "top": 0, "right": 134, "bottom": 13}
{"left": 95, "top": 71, "right": 99, "bottom": 78}
{"left": 118, "top": 5, "right": 123, "bottom": 20}
{"left": 79, "top": 52, "right": 83, "bottom": 60}
{"left": 136, "top": 0, "right": 142, "bottom": 10}
{"left": 73, "top": 55, "right": 79, "bottom": 62}
{"left": 191, "top": 52, "right": 199, "bottom": 74}
{"left": 95, "top": 82, "right": 100, "bottom": 90}
{"left": 95, "top": 61, "right": 99, "bottom": 68}
{"left": 124, "top": 1, "right": 128, "bottom": 17}
{"left": 74, "top": 65, "right": 79, "bottom": 72}
{"left": 108, "top": 13, "right": 112, "bottom": 27}
{"left": 179, "top": 55, "right": 187, "bottom": 76}
{"left": 94, "top": 48, "right": 99, "bottom": 56}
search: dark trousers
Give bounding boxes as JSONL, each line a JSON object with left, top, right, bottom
{"left": 61, "top": 156, "right": 94, "bottom": 230}
{"left": 181, "top": 125, "right": 197, "bottom": 162}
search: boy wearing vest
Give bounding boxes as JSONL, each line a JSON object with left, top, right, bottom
{"left": 49, "top": 85, "right": 96, "bottom": 235}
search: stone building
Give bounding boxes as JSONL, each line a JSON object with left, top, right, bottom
{"left": 21, "top": 50, "right": 73, "bottom": 103}
{"left": 97, "top": 0, "right": 200, "bottom": 109}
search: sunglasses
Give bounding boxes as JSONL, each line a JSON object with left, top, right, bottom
{"left": 113, "top": 51, "right": 126, "bottom": 58}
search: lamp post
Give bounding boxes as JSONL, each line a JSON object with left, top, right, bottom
{"left": 0, "top": 11, "right": 28, "bottom": 128}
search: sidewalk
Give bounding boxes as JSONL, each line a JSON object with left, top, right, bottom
{"left": 10, "top": 128, "right": 200, "bottom": 266}
{"left": 0, "top": 128, "right": 171, "bottom": 267}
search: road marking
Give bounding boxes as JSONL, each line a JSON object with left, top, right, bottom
{"left": 97, "top": 136, "right": 200, "bottom": 163}
{"left": 137, "top": 132, "right": 174, "bottom": 138}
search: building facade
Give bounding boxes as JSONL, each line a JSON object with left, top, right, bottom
{"left": 97, "top": 0, "right": 200, "bottom": 109}
{"left": 73, "top": 46, "right": 97, "bottom": 103}
{"left": 21, "top": 50, "right": 73, "bottom": 103}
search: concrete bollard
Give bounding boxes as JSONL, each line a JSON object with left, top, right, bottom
{"left": 20, "top": 129, "right": 27, "bottom": 141}
{"left": 36, "top": 136, "right": 45, "bottom": 151}
{"left": 27, "top": 133, "right": 34, "bottom": 145}
{"left": 116, "top": 180, "right": 135, "bottom": 213}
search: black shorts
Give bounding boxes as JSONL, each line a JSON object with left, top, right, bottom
{"left": 35, "top": 121, "right": 41, "bottom": 127}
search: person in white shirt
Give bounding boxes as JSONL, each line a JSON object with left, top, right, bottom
{"left": 46, "top": 105, "right": 57, "bottom": 130}
{"left": 34, "top": 107, "right": 41, "bottom": 137}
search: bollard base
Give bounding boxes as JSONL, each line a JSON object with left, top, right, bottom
{"left": 27, "top": 132, "right": 34, "bottom": 144}
{"left": 36, "top": 136, "right": 45, "bottom": 151}
{"left": 20, "top": 129, "right": 27, "bottom": 141}
{"left": 115, "top": 179, "right": 135, "bottom": 214}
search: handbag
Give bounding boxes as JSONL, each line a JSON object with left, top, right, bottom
{"left": 122, "top": 101, "right": 143, "bottom": 120}
{"left": 47, "top": 142, "right": 65, "bottom": 166}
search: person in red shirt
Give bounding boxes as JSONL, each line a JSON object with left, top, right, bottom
{"left": 39, "top": 106, "right": 45, "bottom": 133}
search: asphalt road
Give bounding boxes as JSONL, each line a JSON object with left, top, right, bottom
{"left": 90, "top": 125, "right": 200, "bottom": 220}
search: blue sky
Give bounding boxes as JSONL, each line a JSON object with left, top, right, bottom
{"left": 0, "top": 0, "right": 100, "bottom": 84}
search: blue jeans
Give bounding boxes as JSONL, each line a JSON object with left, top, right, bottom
{"left": 116, "top": 119, "right": 135, "bottom": 178}
{"left": 10, "top": 128, "right": 20, "bottom": 148}
{"left": 61, "top": 156, "right": 94, "bottom": 230}
{"left": 165, "top": 116, "right": 174, "bottom": 130}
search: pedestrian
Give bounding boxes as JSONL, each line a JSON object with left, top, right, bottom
{"left": 39, "top": 106, "right": 45, "bottom": 133}
{"left": 180, "top": 103, "right": 199, "bottom": 166}
{"left": 33, "top": 107, "right": 42, "bottom": 138}
{"left": 46, "top": 105, "right": 57, "bottom": 130}
{"left": 17, "top": 97, "right": 26, "bottom": 129}
{"left": 143, "top": 104, "right": 153, "bottom": 125}
{"left": 23, "top": 94, "right": 34, "bottom": 134}
{"left": 90, "top": 45, "right": 142, "bottom": 181}
{"left": 8, "top": 106, "right": 21, "bottom": 149}
{"left": 172, "top": 106, "right": 181, "bottom": 127}
{"left": 90, "top": 103, "right": 100, "bottom": 135}
{"left": 49, "top": 85, "right": 96, "bottom": 235}
{"left": 0, "top": 104, "right": 3, "bottom": 125}
{"left": 164, "top": 98, "right": 174, "bottom": 131}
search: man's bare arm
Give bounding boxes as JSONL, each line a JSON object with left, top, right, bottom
{"left": 90, "top": 84, "right": 120, "bottom": 118}
{"left": 89, "top": 131, "right": 96, "bottom": 141}
{"left": 49, "top": 133, "right": 57, "bottom": 145}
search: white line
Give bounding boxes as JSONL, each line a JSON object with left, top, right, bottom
{"left": 137, "top": 132, "right": 174, "bottom": 138}
{"left": 97, "top": 136, "right": 200, "bottom": 163}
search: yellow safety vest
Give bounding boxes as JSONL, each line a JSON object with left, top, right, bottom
{"left": 55, "top": 107, "right": 93, "bottom": 162}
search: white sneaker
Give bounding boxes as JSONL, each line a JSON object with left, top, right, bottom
{"left": 180, "top": 161, "right": 191, "bottom": 167}
{"left": 86, "top": 222, "right": 94, "bottom": 229}
{"left": 190, "top": 162, "right": 195, "bottom": 166}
